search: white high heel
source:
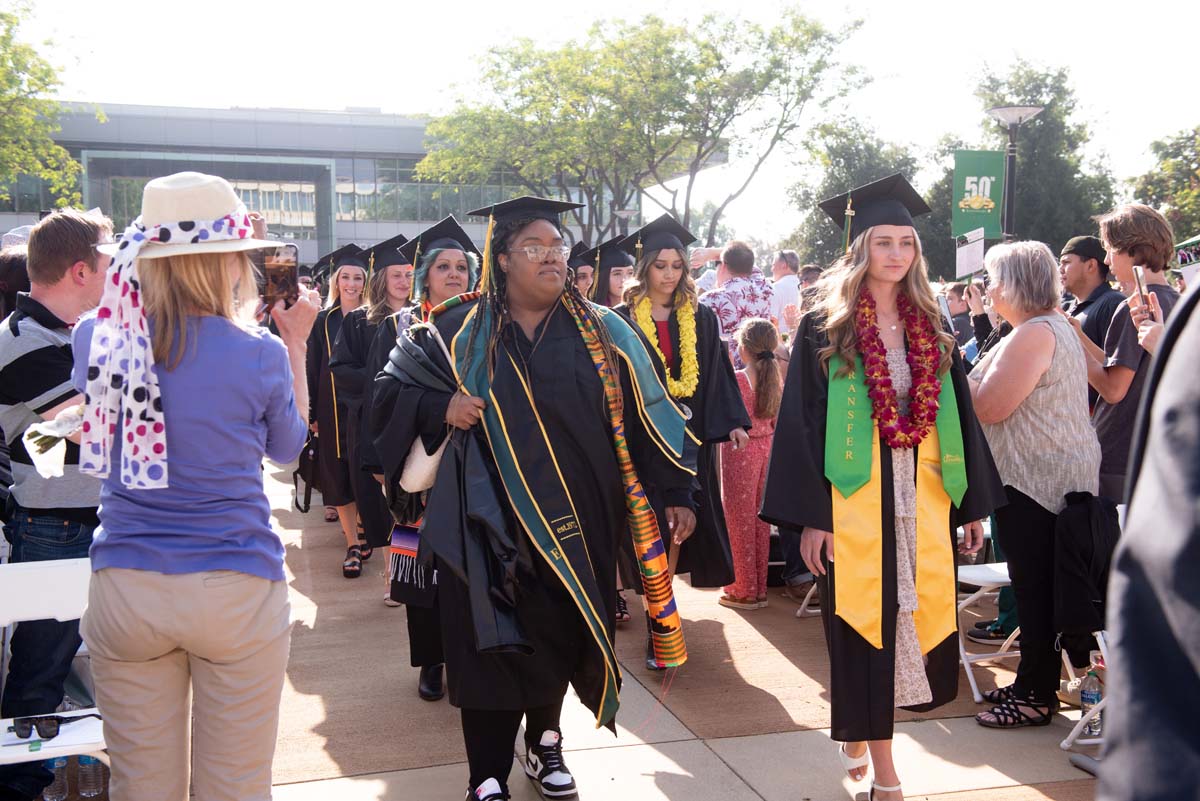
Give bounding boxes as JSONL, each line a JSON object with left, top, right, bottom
{"left": 837, "top": 741, "right": 869, "bottom": 781}
{"left": 870, "top": 780, "right": 902, "bottom": 800}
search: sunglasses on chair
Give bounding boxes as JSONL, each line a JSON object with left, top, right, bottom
{"left": 7, "top": 713, "right": 103, "bottom": 741}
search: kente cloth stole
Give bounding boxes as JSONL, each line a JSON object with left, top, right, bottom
{"left": 824, "top": 353, "right": 967, "bottom": 652}
{"left": 448, "top": 297, "right": 691, "bottom": 728}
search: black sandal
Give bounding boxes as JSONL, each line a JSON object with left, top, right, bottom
{"left": 357, "top": 539, "right": 373, "bottom": 562}
{"left": 975, "top": 695, "right": 1055, "bottom": 729}
{"left": 342, "top": 545, "right": 363, "bottom": 579}
{"left": 615, "top": 592, "right": 631, "bottom": 624}
{"left": 982, "top": 684, "right": 1017, "bottom": 705}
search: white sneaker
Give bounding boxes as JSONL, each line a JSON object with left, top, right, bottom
{"left": 524, "top": 729, "right": 577, "bottom": 798}
{"left": 469, "top": 777, "right": 508, "bottom": 800}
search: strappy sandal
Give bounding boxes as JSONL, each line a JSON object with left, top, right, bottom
{"left": 982, "top": 684, "right": 1017, "bottom": 705}
{"left": 870, "top": 781, "right": 902, "bottom": 800}
{"left": 357, "top": 539, "right": 373, "bottom": 562}
{"left": 837, "top": 741, "right": 869, "bottom": 782}
{"left": 975, "top": 695, "right": 1055, "bottom": 729}
{"left": 342, "top": 545, "right": 363, "bottom": 579}
{"left": 615, "top": 592, "right": 631, "bottom": 624}
{"left": 324, "top": 506, "right": 339, "bottom": 522}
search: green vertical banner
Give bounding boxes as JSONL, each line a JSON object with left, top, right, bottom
{"left": 952, "top": 150, "right": 1005, "bottom": 239}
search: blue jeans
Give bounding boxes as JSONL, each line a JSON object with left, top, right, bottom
{"left": 0, "top": 507, "right": 95, "bottom": 800}
{"left": 778, "top": 526, "right": 813, "bottom": 586}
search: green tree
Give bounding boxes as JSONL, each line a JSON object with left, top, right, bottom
{"left": 0, "top": 6, "right": 81, "bottom": 206}
{"left": 1134, "top": 125, "right": 1200, "bottom": 241}
{"left": 417, "top": 9, "right": 859, "bottom": 246}
{"left": 782, "top": 121, "right": 920, "bottom": 268}
{"left": 975, "top": 61, "right": 1114, "bottom": 250}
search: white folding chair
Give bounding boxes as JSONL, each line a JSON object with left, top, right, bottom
{"left": 0, "top": 558, "right": 108, "bottom": 768}
{"left": 957, "top": 561, "right": 1021, "bottom": 703}
{"left": 1060, "top": 630, "right": 1110, "bottom": 751}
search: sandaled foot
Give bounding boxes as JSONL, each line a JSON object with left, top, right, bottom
{"left": 838, "top": 740, "right": 869, "bottom": 782}
{"left": 975, "top": 695, "right": 1055, "bottom": 728}
{"left": 615, "top": 592, "right": 631, "bottom": 624}
{"left": 357, "top": 539, "right": 373, "bottom": 561}
{"left": 870, "top": 781, "right": 903, "bottom": 800}
{"left": 718, "top": 595, "right": 760, "bottom": 610}
{"left": 982, "top": 683, "right": 1017, "bottom": 705}
{"left": 342, "top": 545, "right": 363, "bottom": 579}
{"left": 324, "top": 506, "right": 339, "bottom": 522}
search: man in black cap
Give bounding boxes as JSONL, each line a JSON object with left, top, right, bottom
{"left": 1060, "top": 235, "right": 1124, "bottom": 351}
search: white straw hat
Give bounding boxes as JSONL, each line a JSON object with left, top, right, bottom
{"left": 97, "top": 171, "right": 274, "bottom": 259}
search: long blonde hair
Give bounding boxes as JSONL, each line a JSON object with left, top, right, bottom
{"left": 139, "top": 251, "right": 258, "bottom": 370}
{"left": 815, "top": 226, "right": 956, "bottom": 378}
{"left": 365, "top": 264, "right": 405, "bottom": 325}
{"left": 324, "top": 263, "right": 369, "bottom": 310}
{"left": 622, "top": 248, "right": 698, "bottom": 310}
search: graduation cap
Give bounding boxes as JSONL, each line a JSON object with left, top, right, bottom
{"left": 567, "top": 241, "right": 590, "bottom": 269}
{"left": 583, "top": 235, "right": 636, "bottom": 303}
{"left": 360, "top": 233, "right": 411, "bottom": 273}
{"left": 313, "top": 243, "right": 361, "bottom": 281}
{"left": 618, "top": 214, "right": 697, "bottom": 262}
{"left": 398, "top": 216, "right": 480, "bottom": 266}
{"left": 466, "top": 196, "right": 585, "bottom": 293}
{"left": 818, "top": 173, "right": 931, "bottom": 252}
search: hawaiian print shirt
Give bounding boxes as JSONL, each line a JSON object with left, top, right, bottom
{"left": 699, "top": 274, "right": 774, "bottom": 368}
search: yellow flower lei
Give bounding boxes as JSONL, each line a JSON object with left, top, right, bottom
{"left": 633, "top": 296, "right": 700, "bottom": 399}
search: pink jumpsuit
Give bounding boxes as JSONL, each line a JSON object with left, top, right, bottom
{"left": 720, "top": 369, "right": 777, "bottom": 602}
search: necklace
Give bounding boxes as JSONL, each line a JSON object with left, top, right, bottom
{"left": 632, "top": 296, "right": 700, "bottom": 398}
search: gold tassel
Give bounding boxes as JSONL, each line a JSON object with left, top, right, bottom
{"left": 588, "top": 246, "right": 601, "bottom": 301}
{"left": 368, "top": 251, "right": 375, "bottom": 274}
{"left": 479, "top": 213, "right": 496, "bottom": 292}
{"left": 635, "top": 235, "right": 643, "bottom": 263}
{"left": 843, "top": 196, "right": 855, "bottom": 254}
{"left": 407, "top": 243, "right": 422, "bottom": 304}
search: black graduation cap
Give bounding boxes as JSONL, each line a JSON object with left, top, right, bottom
{"left": 398, "top": 216, "right": 481, "bottom": 264}
{"left": 818, "top": 173, "right": 931, "bottom": 244}
{"left": 583, "top": 235, "right": 636, "bottom": 303}
{"left": 361, "top": 233, "right": 411, "bottom": 272}
{"left": 618, "top": 214, "right": 697, "bottom": 257}
{"left": 313, "top": 244, "right": 361, "bottom": 281}
{"left": 467, "top": 196, "right": 584, "bottom": 227}
{"left": 567, "top": 241, "right": 590, "bottom": 269}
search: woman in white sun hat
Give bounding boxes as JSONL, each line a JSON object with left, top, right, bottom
{"left": 70, "top": 171, "right": 319, "bottom": 801}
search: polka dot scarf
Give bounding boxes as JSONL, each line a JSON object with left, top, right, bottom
{"left": 81, "top": 207, "right": 255, "bottom": 489}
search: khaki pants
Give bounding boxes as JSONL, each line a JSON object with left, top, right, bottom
{"left": 81, "top": 568, "right": 292, "bottom": 801}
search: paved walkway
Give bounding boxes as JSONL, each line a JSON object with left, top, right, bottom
{"left": 265, "top": 462, "right": 1098, "bottom": 800}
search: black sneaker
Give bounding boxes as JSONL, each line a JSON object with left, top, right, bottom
{"left": 524, "top": 729, "right": 577, "bottom": 798}
{"left": 468, "top": 777, "right": 509, "bottom": 801}
{"left": 973, "top": 618, "right": 998, "bottom": 631}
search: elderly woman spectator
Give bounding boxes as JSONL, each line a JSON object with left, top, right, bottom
{"left": 967, "top": 241, "right": 1101, "bottom": 730}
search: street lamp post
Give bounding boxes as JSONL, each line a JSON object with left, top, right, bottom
{"left": 986, "top": 105, "right": 1044, "bottom": 242}
{"left": 614, "top": 208, "right": 638, "bottom": 237}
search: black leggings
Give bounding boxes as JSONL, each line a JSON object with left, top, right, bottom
{"left": 994, "top": 486, "right": 1060, "bottom": 704}
{"left": 461, "top": 698, "right": 564, "bottom": 792}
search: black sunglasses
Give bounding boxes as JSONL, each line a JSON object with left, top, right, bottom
{"left": 8, "top": 713, "right": 102, "bottom": 741}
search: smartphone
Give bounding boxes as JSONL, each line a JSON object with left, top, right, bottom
{"left": 1132, "top": 265, "right": 1150, "bottom": 306}
{"left": 938, "top": 294, "right": 954, "bottom": 330}
{"left": 256, "top": 244, "right": 300, "bottom": 310}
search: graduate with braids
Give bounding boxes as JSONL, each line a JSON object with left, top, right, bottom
{"left": 371, "top": 197, "right": 697, "bottom": 801}
{"left": 364, "top": 217, "right": 481, "bottom": 703}
{"left": 611, "top": 215, "right": 751, "bottom": 666}
{"left": 760, "top": 175, "right": 1004, "bottom": 801}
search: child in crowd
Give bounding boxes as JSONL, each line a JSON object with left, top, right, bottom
{"left": 719, "top": 318, "right": 783, "bottom": 609}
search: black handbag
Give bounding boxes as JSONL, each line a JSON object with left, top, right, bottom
{"left": 293, "top": 433, "right": 321, "bottom": 513}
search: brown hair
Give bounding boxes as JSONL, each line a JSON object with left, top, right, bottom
{"left": 736, "top": 317, "right": 782, "bottom": 419}
{"left": 0, "top": 247, "right": 30, "bottom": 318}
{"left": 139, "top": 252, "right": 258, "bottom": 369}
{"left": 26, "top": 209, "right": 113, "bottom": 286}
{"left": 721, "top": 240, "right": 755, "bottom": 276}
{"left": 944, "top": 282, "right": 966, "bottom": 301}
{"left": 1094, "top": 204, "right": 1175, "bottom": 273}
{"left": 623, "top": 248, "right": 697, "bottom": 310}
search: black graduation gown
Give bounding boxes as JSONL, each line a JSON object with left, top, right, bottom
{"left": 306, "top": 304, "right": 353, "bottom": 506}
{"left": 613, "top": 302, "right": 750, "bottom": 588}
{"left": 329, "top": 307, "right": 393, "bottom": 549}
{"left": 370, "top": 299, "right": 695, "bottom": 713}
{"left": 760, "top": 312, "right": 1005, "bottom": 742}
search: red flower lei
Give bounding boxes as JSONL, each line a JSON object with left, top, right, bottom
{"left": 854, "top": 289, "right": 943, "bottom": 449}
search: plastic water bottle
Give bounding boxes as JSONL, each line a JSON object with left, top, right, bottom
{"left": 78, "top": 754, "right": 104, "bottom": 797}
{"left": 42, "top": 757, "right": 68, "bottom": 801}
{"left": 1080, "top": 669, "right": 1103, "bottom": 736}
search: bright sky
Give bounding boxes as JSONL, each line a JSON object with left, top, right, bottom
{"left": 23, "top": 0, "right": 1199, "bottom": 241}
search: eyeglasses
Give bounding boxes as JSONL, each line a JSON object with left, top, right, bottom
{"left": 512, "top": 245, "right": 571, "bottom": 263}
{"left": 7, "top": 713, "right": 103, "bottom": 741}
